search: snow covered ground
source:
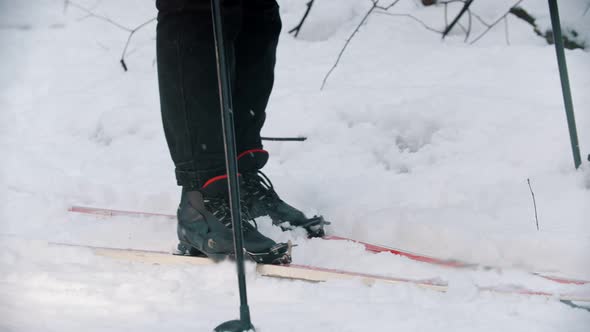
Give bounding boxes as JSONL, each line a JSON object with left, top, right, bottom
{"left": 1, "top": 0, "right": 590, "bottom": 331}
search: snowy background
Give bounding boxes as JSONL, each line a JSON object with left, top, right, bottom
{"left": 1, "top": 0, "right": 590, "bottom": 331}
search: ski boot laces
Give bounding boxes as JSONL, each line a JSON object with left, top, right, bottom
{"left": 204, "top": 195, "right": 259, "bottom": 232}
{"left": 242, "top": 171, "right": 281, "bottom": 213}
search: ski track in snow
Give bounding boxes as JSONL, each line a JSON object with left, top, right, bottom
{"left": 1, "top": 0, "right": 590, "bottom": 331}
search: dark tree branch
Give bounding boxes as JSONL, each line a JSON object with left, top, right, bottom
{"left": 441, "top": 1, "right": 474, "bottom": 42}
{"left": 509, "top": 6, "right": 535, "bottom": 26}
{"left": 442, "top": 0, "right": 473, "bottom": 39}
{"left": 289, "top": 0, "right": 315, "bottom": 38}
{"left": 509, "top": 6, "right": 586, "bottom": 50}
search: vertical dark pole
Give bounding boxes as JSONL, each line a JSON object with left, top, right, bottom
{"left": 211, "top": 0, "right": 255, "bottom": 331}
{"left": 547, "top": 0, "right": 582, "bottom": 169}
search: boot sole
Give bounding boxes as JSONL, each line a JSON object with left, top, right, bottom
{"left": 174, "top": 240, "right": 229, "bottom": 262}
{"left": 175, "top": 241, "right": 293, "bottom": 265}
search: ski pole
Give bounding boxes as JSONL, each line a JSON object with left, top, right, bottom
{"left": 210, "top": 0, "right": 255, "bottom": 331}
{"left": 547, "top": 0, "right": 582, "bottom": 169}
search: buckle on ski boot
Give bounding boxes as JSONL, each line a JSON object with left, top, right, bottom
{"left": 246, "top": 241, "right": 292, "bottom": 265}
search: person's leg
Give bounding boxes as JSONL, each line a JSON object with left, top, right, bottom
{"left": 156, "top": 4, "right": 241, "bottom": 190}
{"left": 231, "top": 2, "right": 327, "bottom": 237}
{"left": 233, "top": 0, "right": 282, "bottom": 160}
{"left": 156, "top": 3, "right": 292, "bottom": 262}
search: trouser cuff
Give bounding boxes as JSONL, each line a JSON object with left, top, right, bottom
{"left": 175, "top": 167, "right": 226, "bottom": 190}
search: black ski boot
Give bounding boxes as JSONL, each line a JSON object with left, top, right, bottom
{"left": 176, "top": 175, "right": 291, "bottom": 265}
{"left": 237, "top": 149, "right": 328, "bottom": 237}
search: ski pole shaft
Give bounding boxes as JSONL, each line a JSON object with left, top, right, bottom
{"left": 211, "top": 0, "right": 253, "bottom": 328}
{"left": 547, "top": 0, "right": 582, "bottom": 169}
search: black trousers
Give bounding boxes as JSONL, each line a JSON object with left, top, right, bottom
{"left": 156, "top": 0, "right": 281, "bottom": 190}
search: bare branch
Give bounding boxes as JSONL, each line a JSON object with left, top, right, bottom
{"left": 321, "top": 1, "right": 381, "bottom": 90}
{"left": 442, "top": 0, "right": 473, "bottom": 39}
{"left": 67, "top": 1, "right": 131, "bottom": 32}
{"left": 120, "top": 18, "right": 157, "bottom": 71}
{"left": 66, "top": 0, "right": 156, "bottom": 71}
{"left": 471, "top": 12, "right": 492, "bottom": 28}
{"left": 289, "top": 0, "right": 315, "bottom": 38}
{"left": 375, "top": 11, "right": 443, "bottom": 33}
{"left": 470, "top": 0, "right": 524, "bottom": 45}
{"left": 442, "top": 0, "right": 473, "bottom": 42}
{"left": 527, "top": 178, "right": 540, "bottom": 231}
{"left": 375, "top": 0, "right": 402, "bottom": 11}
{"left": 318, "top": 0, "right": 549, "bottom": 89}
{"left": 464, "top": 8, "right": 472, "bottom": 42}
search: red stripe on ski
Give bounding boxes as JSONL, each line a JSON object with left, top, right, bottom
{"left": 68, "top": 205, "right": 590, "bottom": 286}
{"left": 322, "top": 236, "right": 590, "bottom": 285}
{"left": 532, "top": 273, "right": 589, "bottom": 286}
{"left": 323, "top": 235, "right": 471, "bottom": 268}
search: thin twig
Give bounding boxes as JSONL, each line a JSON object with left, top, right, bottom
{"left": 321, "top": 0, "right": 381, "bottom": 90}
{"left": 375, "top": 11, "right": 443, "bottom": 33}
{"left": 464, "top": 8, "right": 472, "bottom": 42}
{"left": 527, "top": 178, "right": 539, "bottom": 231}
{"left": 120, "top": 18, "right": 157, "bottom": 71}
{"left": 67, "top": 1, "right": 131, "bottom": 32}
{"left": 471, "top": 12, "right": 492, "bottom": 27}
{"left": 470, "top": 0, "right": 524, "bottom": 44}
{"left": 65, "top": 0, "right": 156, "bottom": 71}
{"left": 289, "top": 0, "right": 315, "bottom": 38}
{"left": 375, "top": 0, "right": 402, "bottom": 11}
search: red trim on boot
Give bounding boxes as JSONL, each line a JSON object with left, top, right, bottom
{"left": 201, "top": 174, "right": 242, "bottom": 189}
{"left": 237, "top": 149, "right": 268, "bottom": 160}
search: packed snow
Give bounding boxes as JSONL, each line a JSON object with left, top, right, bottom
{"left": 1, "top": 0, "right": 590, "bottom": 331}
